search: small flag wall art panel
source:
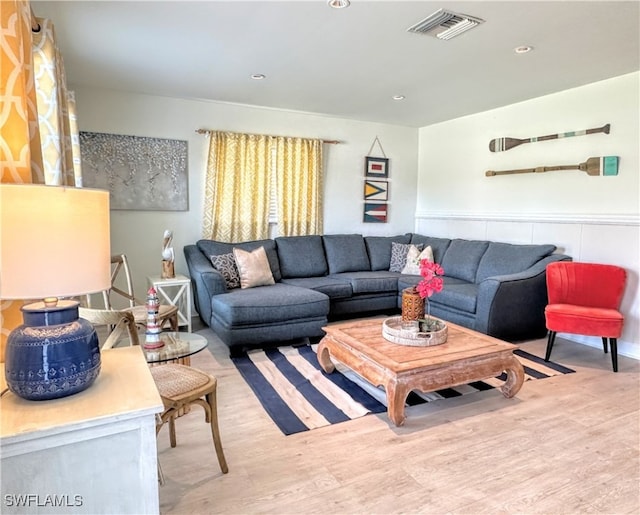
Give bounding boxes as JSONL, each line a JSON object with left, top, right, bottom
{"left": 365, "top": 156, "right": 389, "bottom": 178}
{"left": 364, "top": 202, "right": 388, "bottom": 223}
{"left": 364, "top": 180, "right": 388, "bottom": 201}
{"left": 363, "top": 154, "right": 389, "bottom": 223}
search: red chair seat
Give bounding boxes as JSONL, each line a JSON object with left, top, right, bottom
{"left": 545, "top": 304, "right": 624, "bottom": 338}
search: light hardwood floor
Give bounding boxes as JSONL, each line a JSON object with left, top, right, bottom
{"left": 157, "top": 321, "right": 640, "bottom": 514}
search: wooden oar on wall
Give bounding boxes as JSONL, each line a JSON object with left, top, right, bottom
{"left": 489, "top": 123, "right": 610, "bottom": 152}
{"left": 486, "top": 156, "right": 619, "bottom": 177}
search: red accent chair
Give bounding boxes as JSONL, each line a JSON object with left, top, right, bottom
{"left": 544, "top": 261, "right": 626, "bottom": 372}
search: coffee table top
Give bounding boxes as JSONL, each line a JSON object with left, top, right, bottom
{"left": 322, "top": 317, "right": 517, "bottom": 373}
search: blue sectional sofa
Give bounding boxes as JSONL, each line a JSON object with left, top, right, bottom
{"left": 184, "top": 233, "right": 570, "bottom": 355}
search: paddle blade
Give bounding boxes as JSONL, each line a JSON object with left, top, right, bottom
{"left": 585, "top": 156, "right": 619, "bottom": 176}
{"left": 489, "top": 137, "right": 525, "bottom": 152}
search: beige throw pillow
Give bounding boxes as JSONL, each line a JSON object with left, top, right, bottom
{"left": 233, "top": 246, "right": 275, "bottom": 289}
{"left": 401, "top": 245, "right": 434, "bottom": 275}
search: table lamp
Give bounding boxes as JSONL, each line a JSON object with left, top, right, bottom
{"left": 0, "top": 184, "right": 111, "bottom": 401}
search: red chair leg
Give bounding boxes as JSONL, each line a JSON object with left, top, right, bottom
{"left": 610, "top": 338, "right": 618, "bottom": 372}
{"left": 544, "top": 331, "right": 556, "bottom": 362}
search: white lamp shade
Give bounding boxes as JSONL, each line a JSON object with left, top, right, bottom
{"left": 0, "top": 184, "right": 111, "bottom": 300}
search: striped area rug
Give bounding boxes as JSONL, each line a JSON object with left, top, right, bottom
{"left": 232, "top": 344, "right": 575, "bottom": 435}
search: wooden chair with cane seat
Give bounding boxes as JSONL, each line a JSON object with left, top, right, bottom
{"left": 544, "top": 261, "right": 627, "bottom": 372}
{"left": 80, "top": 307, "right": 229, "bottom": 477}
{"left": 149, "top": 364, "right": 228, "bottom": 475}
{"left": 105, "top": 254, "right": 179, "bottom": 332}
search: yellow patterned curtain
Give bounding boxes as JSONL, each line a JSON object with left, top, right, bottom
{"left": 275, "top": 137, "right": 323, "bottom": 236}
{"left": 67, "top": 90, "right": 82, "bottom": 186}
{"left": 1, "top": 0, "right": 43, "bottom": 183}
{"left": 203, "top": 131, "right": 272, "bottom": 242}
{"left": 0, "top": 0, "right": 42, "bottom": 361}
{"left": 32, "top": 16, "right": 76, "bottom": 186}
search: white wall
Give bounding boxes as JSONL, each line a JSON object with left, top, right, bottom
{"left": 74, "top": 87, "right": 418, "bottom": 304}
{"left": 416, "top": 72, "right": 640, "bottom": 359}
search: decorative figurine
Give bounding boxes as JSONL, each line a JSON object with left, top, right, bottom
{"left": 144, "top": 286, "right": 164, "bottom": 349}
{"left": 161, "top": 229, "right": 175, "bottom": 279}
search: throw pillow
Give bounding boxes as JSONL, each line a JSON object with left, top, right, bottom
{"left": 401, "top": 245, "right": 434, "bottom": 275}
{"left": 233, "top": 246, "right": 275, "bottom": 289}
{"left": 209, "top": 253, "right": 241, "bottom": 290}
{"left": 389, "top": 242, "right": 423, "bottom": 273}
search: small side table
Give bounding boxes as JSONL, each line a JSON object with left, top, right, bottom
{"left": 148, "top": 274, "right": 192, "bottom": 332}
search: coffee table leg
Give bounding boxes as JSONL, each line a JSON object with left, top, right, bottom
{"left": 386, "top": 380, "right": 409, "bottom": 427}
{"left": 316, "top": 338, "right": 335, "bottom": 373}
{"left": 501, "top": 355, "right": 525, "bottom": 398}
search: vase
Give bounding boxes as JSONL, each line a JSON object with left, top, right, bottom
{"left": 417, "top": 299, "right": 448, "bottom": 344}
{"left": 401, "top": 287, "right": 425, "bottom": 321}
{"left": 4, "top": 300, "right": 101, "bottom": 401}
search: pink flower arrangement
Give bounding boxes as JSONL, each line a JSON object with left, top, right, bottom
{"left": 416, "top": 260, "right": 445, "bottom": 330}
{"left": 416, "top": 260, "right": 445, "bottom": 299}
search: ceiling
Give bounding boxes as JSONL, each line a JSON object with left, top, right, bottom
{"left": 32, "top": 1, "right": 640, "bottom": 128}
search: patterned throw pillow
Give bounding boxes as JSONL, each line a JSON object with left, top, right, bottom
{"left": 401, "top": 245, "right": 434, "bottom": 275}
{"left": 389, "top": 242, "right": 423, "bottom": 272}
{"left": 210, "top": 253, "right": 241, "bottom": 290}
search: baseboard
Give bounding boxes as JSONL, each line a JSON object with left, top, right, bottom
{"left": 559, "top": 333, "right": 640, "bottom": 361}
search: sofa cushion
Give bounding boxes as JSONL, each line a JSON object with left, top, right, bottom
{"left": 211, "top": 283, "right": 329, "bottom": 327}
{"left": 401, "top": 246, "right": 434, "bottom": 275}
{"left": 233, "top": 246, "right": 275, "bottom": 289}
{"left": 410, "top": 234, "right": 452, "bottom": 264}
{"left": 209, "top": 253, "right": 241, "bottom": 289}
{"left": 281, "top": 277, "right": 352, "bottom": 299}
{"left": 475, "top": 242, "right": 557, "bottom": 282}
{"left": 431, "top": 283, "right": 479, "bottom": 314}
{"left": 389, "top": 242, "right": 422, "bottom": 273}
{"left": 364, "top": 234, "right": 411, "bottom": 271}
{"left": 329, "top": 271, "right": 399, "bottom": 295}
{"left": 275, "top": 235, "right": 328, "bottom": 278}
{"left": 323, "top": 234, "right": 370, "bottom": 274}
{"left": 197, "top": 238, "right": 281, "bottom": 282}
{"left": 440, "top": 239, "right": 490, "bottom": 283}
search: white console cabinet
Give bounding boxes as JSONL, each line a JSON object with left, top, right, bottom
{"left": 1, "top": 347, "right": 163, "bottom": 514}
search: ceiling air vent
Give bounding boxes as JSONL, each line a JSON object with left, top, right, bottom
{"left": 407, "top": 8, "right": 484, "bottom": 40}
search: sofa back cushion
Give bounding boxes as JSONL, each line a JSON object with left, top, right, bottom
{"left": 475, "top": 242, "right": 557, "bottom": 282}
{"left": 275, "top": 235, "right": 328, "bottom": 278}
{"left": 410, "top": 234, "right": 452, "bottom": 264}
{"left": 197, "top": 238, "right": 282, "bottom": 282}
{"left": 323, "top": 234, "right": 370, "bottom": 274}
{"left": 364, "top": 234, "right": 411, "bottom": 271}
{"left": 440, "top": 239, "right": 490, "bottom": 283}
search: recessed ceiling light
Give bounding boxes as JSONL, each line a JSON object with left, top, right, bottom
{"left": 392, "top": 95, "right": 405, "bottom": 101}
{"left": 514, "top": 45, "right": 533, "bottom": 54}
{"left": 250, "top": 74, "right": 266, "bottom": 80}
{"left": 328, "top": 0, "right": 350, "bottom": 9}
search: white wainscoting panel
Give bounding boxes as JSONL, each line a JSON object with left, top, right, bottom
{"left": 415, "top": 212, "right": 640, "bottom": 360}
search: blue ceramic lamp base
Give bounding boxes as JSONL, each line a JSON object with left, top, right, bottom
{"left": 4, "top": 300, "right": 101, "bottom": 401}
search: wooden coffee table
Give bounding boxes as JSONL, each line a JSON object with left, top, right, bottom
{"left": 317, "top": 318, "right": 525, "bottom": 426}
